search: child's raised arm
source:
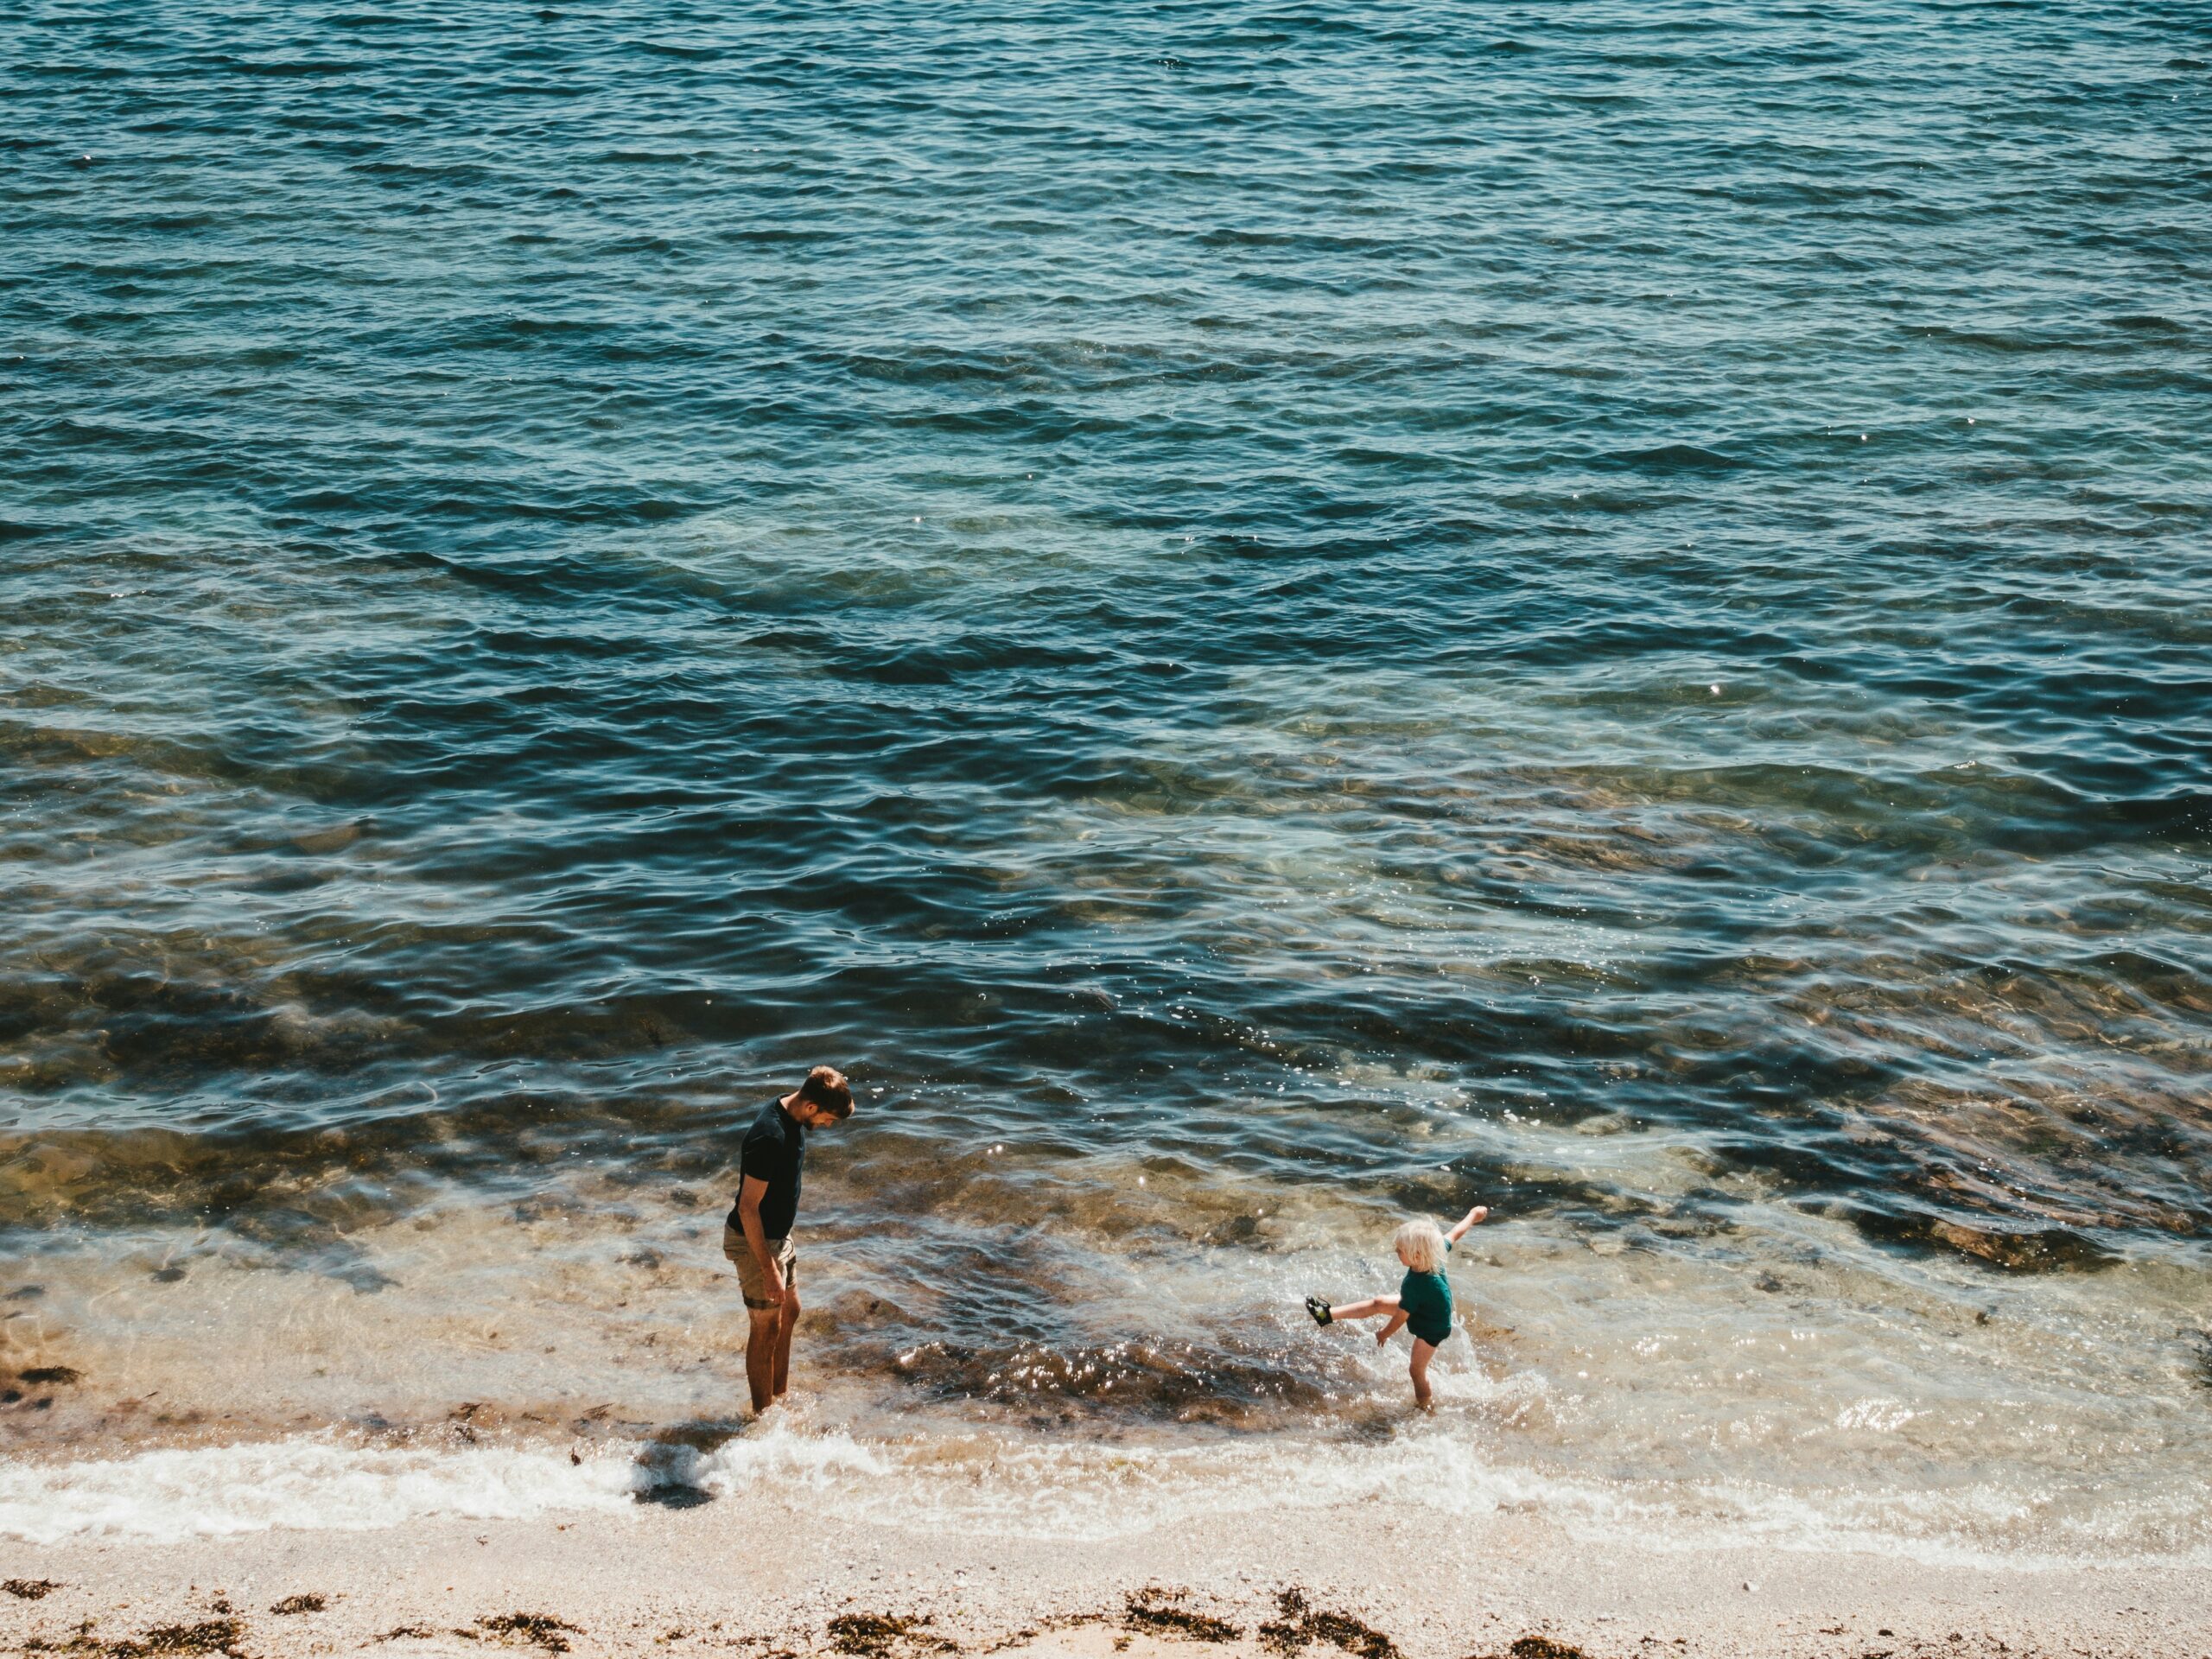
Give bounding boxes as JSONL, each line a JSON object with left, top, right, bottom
{"left": 1446, "top": 1204, "right": 1490, "bottom": 1245}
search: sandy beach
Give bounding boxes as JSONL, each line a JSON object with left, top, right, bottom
{"left": 5, "top": 1486, "right": 2208, "bottom": 1659}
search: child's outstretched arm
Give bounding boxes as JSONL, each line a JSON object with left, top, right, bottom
{"left": 1445, "top": 1204, "right": 1491, "bottom": 1245}
{"left": 1375, "top": 1306, "right": 1408, "bottom": 1347}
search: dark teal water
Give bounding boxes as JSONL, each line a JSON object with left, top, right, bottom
{"left": 3, "top": 0, "right": 2211, "bottom": 1553}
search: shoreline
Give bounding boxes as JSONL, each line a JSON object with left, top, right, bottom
{"left": 4, "top": 1486, "right": 2208, "bottom": 1659}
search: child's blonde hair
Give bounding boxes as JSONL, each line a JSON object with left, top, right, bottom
{"left": 1394, "top": 1219, "right": 1446, "bottom": 1274}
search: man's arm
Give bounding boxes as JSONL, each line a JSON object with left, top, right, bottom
{"left": 736, "top": 1175, "right": 784, "bottom": 1300}
{"left": 1446, "top": 1205, "right": 1490, "bottom": 1245}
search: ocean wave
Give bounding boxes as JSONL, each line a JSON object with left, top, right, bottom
{"left": 0, "top": 1440, "right": 639, "bottom": 1546}
{"left": 10, "top": 1416, "right": 2209, "bottom": 1571}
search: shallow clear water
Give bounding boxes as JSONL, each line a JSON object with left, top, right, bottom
{"left": 2, "top": 0, "right": 2209, "bottom": 1558}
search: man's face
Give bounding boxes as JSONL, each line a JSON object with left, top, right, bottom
{"left": 795, "top": 1101, "right": 846, "bottom": 1130}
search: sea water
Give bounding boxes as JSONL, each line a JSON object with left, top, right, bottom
{"left": 2, "top": 0, "right": 2209, "bottom": 1559}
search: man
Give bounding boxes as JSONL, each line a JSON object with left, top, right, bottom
{"left": 725, "top": 1065, "right": 855, "bottom": 1413}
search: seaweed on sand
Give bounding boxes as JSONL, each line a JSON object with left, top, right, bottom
{"left": 1258, "top": 1591, "right": 1397, "bottom": 1659}
{"left": 1123, "top": 1592, "right": 1240, "bottom": 1643}
{"left": 6, "top": 1580, "right": 62, "bottom": 1600}
{"left": 124, "top": 1624, "right": 247, "bottom": 1658}
{"left": 1484, "top": 1640, "right": 1597, "bottom": 1659}
{"left": 473, "top": 1614, "right": 582, "bottom": 1653}
{"left": 28, "top": 1618, "right": 248, "bottom": 1658}
{"left": 827, "top": 1614, "right": 957, "bottom": 1658}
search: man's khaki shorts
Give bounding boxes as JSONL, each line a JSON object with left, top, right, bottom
{"left": 722, "top": 1224, "right": 797, "bottom": 1312}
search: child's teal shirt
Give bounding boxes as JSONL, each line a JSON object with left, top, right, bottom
{"left": 1397, "top": 1236, "right": 1454, "bottom": 1344}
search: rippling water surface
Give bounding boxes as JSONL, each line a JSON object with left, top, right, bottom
{"left": 3, "top": 0, "right": 2209, "bottom": 1558}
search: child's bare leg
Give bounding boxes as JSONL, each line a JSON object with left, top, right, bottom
{"left": 1408, "top": 1338, "right": 1438, "bottom": 1408}
{"left": 1326, "top": 1294, "right": 1399, "bottom": 1323}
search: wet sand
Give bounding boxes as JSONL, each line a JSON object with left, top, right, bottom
{"left": 3, "top": 1484, "right": 2205, "bottom": 1659}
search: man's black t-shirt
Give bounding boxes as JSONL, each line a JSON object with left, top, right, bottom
{"left": 730, "top": 1098, "right": 805, "bottom": 1239}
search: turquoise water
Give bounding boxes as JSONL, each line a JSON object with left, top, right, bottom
{"left": 3, "top": 0, "right": 2209, "bottom": 1556}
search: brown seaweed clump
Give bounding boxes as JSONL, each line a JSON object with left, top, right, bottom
{"left": 267, "top": 1595, "right": 325, "bottom": 1616}
{"left": 125, "top": 1624, "right": 247, "bottom": 1658}
{"left": 1477, "top": 1639, "right": 1597, "bottom": 1659}
{"left": 26, "top": 1618, "right": 249, "bottom": 1658}
{"left": 473, "top": 1614, "right": 582, "bottom": 1654}
{"left": 1123, "top": 1592, "right": 1240, "bottom": 1643}
{"left": 1258, "top": 1592, "right": 1397, "bottom": 1659}
{"left": 827, "top": 1614, "right": 957, "bottom": 1658}
{"left": 5, "top": 1580, "right": 62, "bottom": 1600}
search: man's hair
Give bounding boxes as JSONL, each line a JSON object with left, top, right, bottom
{"left": 798, "top": 1065, "right": 855, "bottom": 1119}
{"left": 1394, "top": 1219, "right": 1446, "bottom": 1274}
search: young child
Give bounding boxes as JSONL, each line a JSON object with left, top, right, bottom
{"left": 1306, "top": 1204, "right": 1489, "bottom": 1408}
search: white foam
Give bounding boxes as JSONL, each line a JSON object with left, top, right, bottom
{"left": 691, "top": 1417, "right": 892, "bottom": 1493}
{"left": 6, "top": 1423, "right": 2209, "bottom": 1572}
{"left": 0, "top": 1439, "right": 639, "bottom": 1545}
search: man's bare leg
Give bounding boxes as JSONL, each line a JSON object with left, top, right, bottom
{"left": 746, "top": 1306, "right": 781, "bottom": 1413}
{"left": 772, "top": 1291, "right": 800, "bottom": 1400}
